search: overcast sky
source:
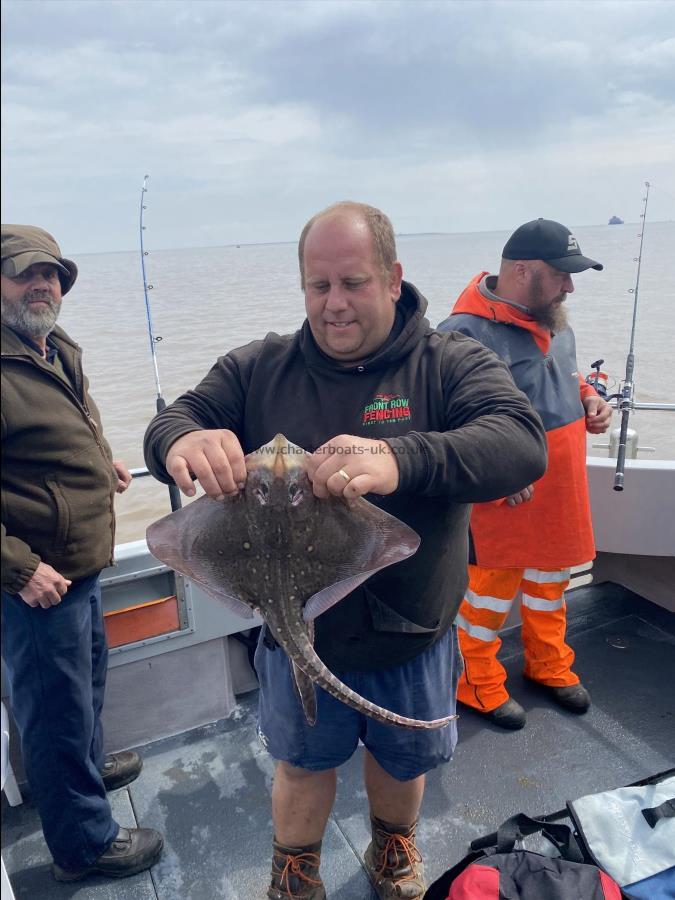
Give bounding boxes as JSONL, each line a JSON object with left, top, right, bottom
{"left": 2, "top": 0, "right": 674, "bottom": 253}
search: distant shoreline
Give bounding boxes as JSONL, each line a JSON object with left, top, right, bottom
{"left": 74, "top": 220, "right": 672, "bottom": 257}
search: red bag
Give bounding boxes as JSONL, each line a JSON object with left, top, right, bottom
{"left": 424, "top": 813, "right": 621, "bottom": 899}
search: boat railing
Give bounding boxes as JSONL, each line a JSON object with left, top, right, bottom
{"left": 629, "top": 402, "right": 675, "bottom": 410}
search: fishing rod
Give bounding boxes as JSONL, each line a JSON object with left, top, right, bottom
{"left": 587, "top": 182, "right": 675, "bottom": 471}
{"left": 139, "top": 174, "right": 182, "bottom": 512}
{"left": 612, "top": 181, "right": 649, "bottom": 491}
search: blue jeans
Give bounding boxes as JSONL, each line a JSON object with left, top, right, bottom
{"left": 1, "top": 573, "right": 118, "bottom": 869}
{"left": 255, "top": 625, "right": 460, "bottom": 780}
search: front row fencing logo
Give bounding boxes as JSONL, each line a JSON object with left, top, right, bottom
{"left": 362, "top": 393, "right": 412, "bottom": 426}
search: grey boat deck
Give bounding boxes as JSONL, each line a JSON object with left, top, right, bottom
{"left": 3, "top": 582, "right": 674, "bottom": 899}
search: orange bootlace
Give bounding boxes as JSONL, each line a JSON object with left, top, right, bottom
{"left": 274, "top": 851, "right": 323, "bottom": 898}
{"left": 373, "top": 829, "right": 423, "bottom": 887}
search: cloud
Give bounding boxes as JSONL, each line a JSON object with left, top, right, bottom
{"left": 2, "top": 0, "right": 674, "bottom": 251}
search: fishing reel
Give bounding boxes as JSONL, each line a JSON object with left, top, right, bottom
{"left": 585, "top": 358, "right": 657, "bottom": 461}
{"left": 585, "top": 360, "right": 622, "bottom": 406}
{"left": 585, "top": 359, "right": 609, "bottom": 398}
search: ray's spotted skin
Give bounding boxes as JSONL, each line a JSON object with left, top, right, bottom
{"left": 147, "top": 434, "right": 456, "bottom": 730}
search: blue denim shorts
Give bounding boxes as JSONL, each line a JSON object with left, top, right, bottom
{"left": 254, "top": 625, "right": 460, "bottom": 781}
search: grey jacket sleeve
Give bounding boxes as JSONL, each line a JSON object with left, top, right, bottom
{"left": 385, "top": 333, "right": 547, "bottom": 502}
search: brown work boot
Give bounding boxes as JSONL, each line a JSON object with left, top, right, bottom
{"left": 267, "top": 837, "right": 326, "bottom": 899}
{"left": 364, "top": 816, "right": 425, "bottom": 899}
{"left": 101, "top": 750, "right": 143, "bottom": 791}
{"left": 52, "top": 826, "right": 163, "bottom": 882}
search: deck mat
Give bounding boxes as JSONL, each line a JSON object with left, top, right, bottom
{"left": 3, "top": 584, "right": 673, "bottom": 899}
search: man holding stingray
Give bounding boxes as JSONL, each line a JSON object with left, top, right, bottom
{"left": 144, "top": 201, "right": 547, "bottom": 899}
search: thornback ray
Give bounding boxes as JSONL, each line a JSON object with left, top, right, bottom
{"left": 291, "top": 620, "right": 318, "bottom": 725}
{"left": 147, "top": 434, "right": 457, "bottom": 730}
{"left": 291, "top": 658, "right": 317, "bottom": 726}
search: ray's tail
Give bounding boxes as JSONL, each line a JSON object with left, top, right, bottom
{"left": 282, "top": 628, "right": 457, "bottom": 730}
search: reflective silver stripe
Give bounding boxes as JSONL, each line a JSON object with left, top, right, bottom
{"left": 523, "top": 568, "right": 570, "bottom": 584}
{"left": 465, "top": 589, "right": 512, "bottom": 614}
{"left": 456, "top": 613, "right": 499, "bottom": 642}
{"left": 521, "top": 592, "right": 565, "bottom": 612}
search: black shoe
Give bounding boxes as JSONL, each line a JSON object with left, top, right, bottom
{"left": 52, "top": 826, "right": 163, "bottom": 882}
{"left": 486, "top": 698, "right": 526, "bottom": 730}
{"left": 101, "top": 750, "right": 143, "bottom": 791}
{"left": 547, "top": 683, "right": 591, "bottom": 713}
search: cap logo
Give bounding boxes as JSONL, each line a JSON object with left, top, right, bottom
{"left": 567, "top": 235, "right": 579, "bottom": 252}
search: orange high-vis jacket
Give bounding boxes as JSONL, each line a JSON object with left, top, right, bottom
{"left": 437, "top": 273, "right": 597, "bottom": 569}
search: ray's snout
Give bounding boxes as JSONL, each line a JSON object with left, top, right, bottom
{"left": 247, "top": 433, "right": 306, "bottom": 480}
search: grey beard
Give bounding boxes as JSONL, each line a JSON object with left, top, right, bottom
{"left": 1, "top": 295, "right": 60, "bottom": 339}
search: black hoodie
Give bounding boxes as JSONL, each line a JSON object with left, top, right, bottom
{"left": 144, "top": 282, "right": 546, "bottom": 670}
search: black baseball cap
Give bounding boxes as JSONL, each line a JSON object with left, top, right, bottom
{"left": 502, "top": 219, "right": 603, "bottom": 273}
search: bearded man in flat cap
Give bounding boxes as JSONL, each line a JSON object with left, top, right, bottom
{"left": 1, "top": 224, "right": 163, "bottom": 882}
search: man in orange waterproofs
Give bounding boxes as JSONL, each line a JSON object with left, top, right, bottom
{"left": 437, "top": 219, "right": 612, "bottom": 729}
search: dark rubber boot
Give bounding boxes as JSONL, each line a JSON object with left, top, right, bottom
{"left": 548, "top": 683, "right": 591, "bottom": 713}
{"left": 486, "top": 698, "right": 526, "bottom": 730}
{"left": 525, "top": 676, "right": 591, "bottom": 714}
{"left": 267, "top": 837, "right": 326, "bottom": 899}
{"left": 364, "top": 816, "right": 425, "bottom": 899}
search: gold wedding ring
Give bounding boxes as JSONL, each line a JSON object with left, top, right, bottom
{"left": 337, "top": 469, "right": 351, "bottom": 483}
